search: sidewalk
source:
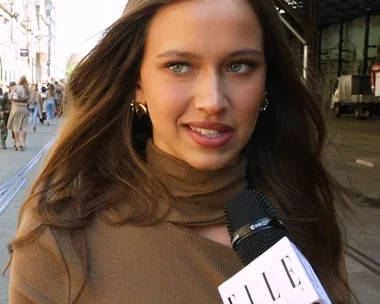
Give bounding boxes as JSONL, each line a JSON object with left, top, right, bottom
{"left": 325, "top": 115, "right": 380, "bottom": 303}
{"left": 0, "top": 121, "right": 59, "bottom": 185}
{"left": 0, "top": 118, "right": 59, "bottom": 303}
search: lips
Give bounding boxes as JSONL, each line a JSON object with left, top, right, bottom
{"left": 185, "top": 121, "right": 234, "bottom": 133}
{"left": 184, "top": 121, "right": 234, "bottom": 148}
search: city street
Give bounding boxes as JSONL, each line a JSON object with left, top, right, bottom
{"left": 0, "top": 119, "right": 58, "bottom": 303}
{"left": 324, "top": 115, "right": 380, "bottom": 303}
{"left": 0, "top": 115, "right": 379, "bottom": 303}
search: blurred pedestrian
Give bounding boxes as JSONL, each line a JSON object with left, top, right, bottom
{"left": 7, "top": 76, "right": 30, "bottom": 151}
{"left": 29, "top": 84, "right": 42, "bottom": 133}
{"left": 54, "top": 81, "right": 63, "bottom": 117}
{"left": 45, "top": 84, "right": 56, "bottom": 126}
{"left": 40, "top": 85, "right": 47, "bottom": 124}
{"left": 0, "top": 82, "right": 15, "bottom": 149}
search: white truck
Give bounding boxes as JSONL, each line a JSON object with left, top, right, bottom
{"left": 331, "top": 74, "right": 380, "bottom": 119}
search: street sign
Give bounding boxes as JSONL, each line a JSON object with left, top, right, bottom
{"left": 20, "top": 48, "right": 29, "bottom": 57}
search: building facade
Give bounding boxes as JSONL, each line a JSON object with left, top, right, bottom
{"left": 0, "top": 0, "right": 56, "bottom": 86}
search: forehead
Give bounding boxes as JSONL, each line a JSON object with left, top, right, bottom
{"left": 145, "top": 0, "right": 263, "bottom": 54}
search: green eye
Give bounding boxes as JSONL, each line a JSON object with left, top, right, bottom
{"left": 229, "top": 63, "right": 243, "bottom": 72}
{"left": 166, "top": 62, "right": 192, "bottom": 74}
{"left": 170, "top": 64, "right": 185, "bottom": 73}
{"left": 227, "top": 61, "right": 256, "bottom": 73}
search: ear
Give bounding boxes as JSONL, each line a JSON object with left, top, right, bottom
{"left": 134, "top": 79, "right": 147, "bottom": 106}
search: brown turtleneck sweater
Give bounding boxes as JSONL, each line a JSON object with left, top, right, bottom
{"left": 9, "top": 141, "right": 248, "bottom": 303}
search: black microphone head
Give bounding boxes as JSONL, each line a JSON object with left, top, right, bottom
{"left": 224, "top": 190, "right": 286, "bottom": 266}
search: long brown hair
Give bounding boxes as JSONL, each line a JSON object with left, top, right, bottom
{"left": 47, "top": 84, "right": 55, "bottom": 98}
{"left": 18, "top": 75, "right": 28, "bottom": 87}
{"left": 18, "top": 75, "right": 30, "bottom": 96}
{"left": 7, "top": 0, "right": 353, "bottom": 302}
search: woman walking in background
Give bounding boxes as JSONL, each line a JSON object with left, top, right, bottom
{"left": 29, "top": 84, "right": 42, "bottom": 133}
{"left": 45, "top": 84, "right": 56, "bottom": 126}
{"left": 7, "top": 76, "right": 30, "bottom": 151}
{"left": 39, "top": 85, "right": 47, "bottom": 124}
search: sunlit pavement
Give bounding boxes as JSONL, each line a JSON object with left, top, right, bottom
{"left": 0, "top": 117, "right": 59, "bottom": 303}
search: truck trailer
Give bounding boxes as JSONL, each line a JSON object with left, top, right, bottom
{"left": 331, "top": 73, "right": 380, "bottom": 119}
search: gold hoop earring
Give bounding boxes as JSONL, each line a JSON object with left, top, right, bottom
{"left": 260, "top": 92, "right": 269, "bottom": 112}
{"left": 130, "top": 99, "right": 148, "bottom": 119}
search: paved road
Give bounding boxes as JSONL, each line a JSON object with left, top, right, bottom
{"left": 325, "top": 114, "right": 380, "bottom": 303}
{"left": 0, "top": 120, "right": 58, "bottom": 303}
{"left": 0, "top": 115, "right": 379, "bottom": 303}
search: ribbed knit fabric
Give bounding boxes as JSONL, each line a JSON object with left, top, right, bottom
{"left": 146, "top": 139, "right": 248, "bottom": 226}
{"left": 9, "top": 141, "right": 248, "bottom": 304}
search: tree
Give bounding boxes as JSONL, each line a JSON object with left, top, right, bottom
{"left": 65, "top": 52, "right": 82, "bottom": 79}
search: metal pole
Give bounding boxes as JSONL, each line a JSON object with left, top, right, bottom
{"left": 278, "top": 14, "right": 309, "bottom": 80}
{"left": 337, "top": 22, "right": 344, "bottom": 77}
{"left": 362, "top": 9, "right": 370, "bottom": 75}
{"left": 303, "top": 45, "right": 308, "bottom": 80}
{"left": 278, "top": 14, "right": 306, "bottom": 44}
{"left": 47, "top": 22, "right": 51, "bottom": 78}
{"left": 10, "top": 0, "right": 15, "bottom": 81}
{"left": 309, "top": 0, "right": 320, "bottom": 78}
{"left": 278, "top": 14, "right": 308, "bottom": 80}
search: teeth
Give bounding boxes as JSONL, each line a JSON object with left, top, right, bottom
{"left": 189, "top": 126, "right": 224, "bottom": 138}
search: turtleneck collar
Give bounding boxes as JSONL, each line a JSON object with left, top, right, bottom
{"left": 146, "top": 140, "right": 248, "bottom": 226}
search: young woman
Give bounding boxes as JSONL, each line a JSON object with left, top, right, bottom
{"left": 7, "top": 76, "right": 30, "bottom": 151}
{"left": 29, "top": 84, "right": 42, "bottom": 133}
{"left": 45, "top": 84, "right": 56, "bottom": 126}
{"left": 8, "top": 1, "right": 352, "bottom": 303}
{"left": 39, "top": 85, "right": 47, "bottom": 124}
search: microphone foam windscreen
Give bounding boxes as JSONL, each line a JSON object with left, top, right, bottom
{"left": 224, "top": 190, "right": 286, "bottom": 266}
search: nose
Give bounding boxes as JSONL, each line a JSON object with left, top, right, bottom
{"left": 193, "top": 73, "right": 228, "bottom": 115}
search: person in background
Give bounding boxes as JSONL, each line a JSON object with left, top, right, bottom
{"left": 54, "top": 81, "right": 63, "bottom": 117}
{"left": 29, "top": 84, "right": 42, "bottom": 133}
{"left": 45, "top": 84, "right": 56, "bottom": 126}
{"left": 0, "top": 82, "right": 15, "bottom": 149}
{"left": 7, "top": 1, "right": 353, "bottom": 303}
{"left": 39, "top": 85, "right": 47, "bottom": 124}
{"left": 7, "top": 76, "right": 30, "bottom": 151}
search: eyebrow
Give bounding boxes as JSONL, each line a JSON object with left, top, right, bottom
{"left": 156, "top": 48, "right": 263, "bottom": 59}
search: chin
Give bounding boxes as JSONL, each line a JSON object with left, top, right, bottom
{"left": 184, "top": 154, "right": 238, "bottom": 171}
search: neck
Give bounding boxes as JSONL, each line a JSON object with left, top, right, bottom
{"left": 146, "top": 139, "right": 248, "bottom": 226}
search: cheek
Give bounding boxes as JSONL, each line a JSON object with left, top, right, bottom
{"left": 230, "top": 84, "right": 264, "bottom": 142}
{"left": 144, "top": 79, "right": 191, "bottom": 126}
{"left": 237, "top": 101, "right": 260, "bottom": 138}
{"left": 232, "top": 85, "right": 264, "bottom": 120}
{"left": 143, "top": 67, "right": 191, "bottom": 105}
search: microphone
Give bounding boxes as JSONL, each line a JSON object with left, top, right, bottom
{"left": 218, "top": 190, "right": 332, "bottom": 304}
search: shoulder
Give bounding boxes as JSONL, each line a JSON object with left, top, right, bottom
{"left": 9, "top": 208, "right": 72, "bottom": 303}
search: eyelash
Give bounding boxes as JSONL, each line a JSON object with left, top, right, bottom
{"left": 165, "top": 61, "right": 190, "bottom": 70}
{"left": 164, "top": 59, "right": 257, "bottom": 74}
{"left": 229, "top": 59, "right": 257, "bottom": 69}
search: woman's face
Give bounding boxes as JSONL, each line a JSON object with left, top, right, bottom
{"left": 136, "top": 0, "right": 266, "bottom": 170}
